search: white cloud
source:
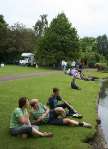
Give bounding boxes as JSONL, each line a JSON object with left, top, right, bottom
{"left": 0, "top": 0, "right": 108, "bottom": 37}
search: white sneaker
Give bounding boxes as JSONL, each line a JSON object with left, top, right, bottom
{"left": 82, "top": 122, "right": 92, "bottom": 128}
{"left": 72, "top": 113, "right": 83, "bottom": 119}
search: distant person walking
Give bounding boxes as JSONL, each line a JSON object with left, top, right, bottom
{"left": 61, "top": 60, "right": 67, "bottom": 71}
{"left": 0, "top": 63, "right": 5, "bottom": 68}
{"left": 71, "top": 60, "right": 76, "bottom": 68}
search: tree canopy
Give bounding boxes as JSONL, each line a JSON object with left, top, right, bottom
{"left": 0, "top": 17, "right": 36, "bottom": 63}
{"left": 0, "top": 13, "right": 108, "bottom": 66}
{"left": 37, "top": 13, "right": 80, "bottom": 67}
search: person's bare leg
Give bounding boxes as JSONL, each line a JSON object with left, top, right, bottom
{"left": 63, "top": 118, "right": 92, "bottom": 128}
{"left": 32, "top": 127, "right": 53, "bottom": 137}
{"left": 63, "top": 118, "right": 79, "bottom": 126}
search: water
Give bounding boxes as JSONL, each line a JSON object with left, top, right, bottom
{"left": 98, "top": 80, "right": 108, "bottom": 145}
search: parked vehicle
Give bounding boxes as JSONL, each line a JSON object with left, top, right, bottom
{"left": 19, "top": 53, "right": 36, "bottom": 66}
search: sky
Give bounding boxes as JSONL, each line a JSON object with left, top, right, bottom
{"left": 0, "top": 0, "right": 108, "bottom": 37}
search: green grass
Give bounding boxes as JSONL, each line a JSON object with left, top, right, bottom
{"left": 0, "top": 65, "right": 50, "bottom": 77}
{"left": 0, "top": 67, "right": 107, "bottom": 149}
{"left": 83, "top": 68, "right": 108, "bottom": 78}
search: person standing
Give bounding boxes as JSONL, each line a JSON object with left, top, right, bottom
{"left": 71, "top": 60, "right": 76, "bottom": 68}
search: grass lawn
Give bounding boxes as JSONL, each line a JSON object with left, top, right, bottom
{"left": 0, "top": 65, "right": 51, "bottom": 77}
{"left": 0, "top": 66, "right": 108, "bottom": 149}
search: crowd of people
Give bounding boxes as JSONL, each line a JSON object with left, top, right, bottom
{"left": 10, "top": 88, "right": 92, "bottom": 139}
{"left": 9, "top": 60, "right": 95, "bottom": 139}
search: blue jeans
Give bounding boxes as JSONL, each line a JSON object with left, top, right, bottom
{"left": 48, "top": 110, "right": 64, "bottom": 125}
{"left": 10, "top": 125, "right": 39, "bottom": 136}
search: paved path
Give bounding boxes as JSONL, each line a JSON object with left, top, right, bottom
{"left": 0, "top": 71, "right": 60, "bottom": 82}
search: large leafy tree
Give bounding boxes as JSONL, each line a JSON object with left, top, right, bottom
{"left": 34, "top": 14, "right": 48, "bottom": 38}
{"left": 97, "top": 35, "right": 108, "bottom": 55}
{"left": 79, "top": 37, "right": 99, "bottom": 65}
{"left": 0, "top": 15, "right": 8, "bottom": 50}
{"left": 96, "top": 35, "right": 108, "bottom": 63}
{"left": 0, "top": 15, "right": 9, "bottom": 63}
{"left": 37, "top": 13, "right": 80, "bottom": 67}
{"left": 10, "top": 23, "right": 36, "bottom": 53}
{"left": 6, "top": 23, "right": 36, "bottom": 63}
{"left": 0, "top": 19, "right": 36, "bottom": 63}
{"left": 80, "top": 37, "right": 96, "bottom": 52}
{"left": 33, "top": 14, "right": 48, "bottom": 56}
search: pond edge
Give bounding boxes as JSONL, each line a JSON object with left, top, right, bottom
{"left": 88, "top": 86, "right": 108, "bottom": 149}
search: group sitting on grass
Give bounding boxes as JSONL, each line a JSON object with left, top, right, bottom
{"left": 10, "top": 88, "right": 92, "bottom": 139}
{"left": 69, "top": 68, "right": 99, "bottom": 90}
{"left": 70, "top": 67, "right": 98, "bottom": 81}
{"left": 47, "top": 88, "right": 82, "bottom": 118}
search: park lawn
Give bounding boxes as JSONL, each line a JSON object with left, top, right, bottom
{"left": 0, "top": 68, "right": 107, "bottom": 149}
{"left": 83, "top": 68, "right": 108, "bottom": 79}
{"left": 0, "top": 65, "right": 51, "bottom": 77}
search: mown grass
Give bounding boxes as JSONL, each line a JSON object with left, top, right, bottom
{"left": 0, "top": 65, "right": 50, "bottom": 77}
{"left": 0, "top": 67, "right": 107, "bottom": 149}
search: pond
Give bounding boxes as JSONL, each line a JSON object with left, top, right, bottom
{"left": 98, "top": 79, "right": 108, "bottom": 145}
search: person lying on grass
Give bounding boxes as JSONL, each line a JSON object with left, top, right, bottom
{"left": 78, "top": 69, "right": 99, "bottom": 81}
{"left": 30, "top": 99, "right": 92, "bottom": 128}
{"left": 47, "top": 88, "right": 82, "bottom": 118}
{"left": 70, "top": 68, "right": 98, "bottom": 81}
{"left": 10, "top": 97, "right": 53, "bottom": 138}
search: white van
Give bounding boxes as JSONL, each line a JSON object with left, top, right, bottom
{"left": 19, "top": 53, "right": 36, "bottom": 66}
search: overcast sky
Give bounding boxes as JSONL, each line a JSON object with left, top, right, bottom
{"left": 0, "top": 0, "right": 107, "bottom": 37}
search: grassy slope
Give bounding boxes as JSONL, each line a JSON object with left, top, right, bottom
{"left": 0, "top": 68, "right": 107, "bottom": 149}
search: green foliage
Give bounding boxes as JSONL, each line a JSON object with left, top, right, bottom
{"left": 37, "top": 13, "right": 80, "bottom": 67}
{"left": 0, "top": 18, "right": 36, "bottom": 63}
{"left": 34, "top": 14, "right": 48, "bottom": 38}
{"left": 0, "top": 13, "right": 108, "bottom": 67}
{"left": 80, "top": 37, "right": 96, "bottom": 52}
{"left": 95, "top": 62, "right": 108, "bottom": 71}
{"left": 97, "top": 35, "right": 108, "bottom": 55}
{"left": 79, "top": 36, "right": 108, "bottom": 66}
{"left": 10, "top": 23, "right": 36, "bottom": 53}
{"left": 0, "top": 15, "right": 9, "bottom": 60}
{"left": 96, "top": 34, "right": 108, "bottom": 63}
{"left": 80, "top": 37, "right": 98, "bottom": 66}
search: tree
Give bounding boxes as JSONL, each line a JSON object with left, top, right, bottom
{"left": 97, "top": 35, "right": 108, "bottom": 55}
{"left": 79, "top": 37, "right": 98, "bottom": 65}
{"left": 0, "top": 20, "right": 36, "bottom": 63}
{"left": 34, "top": 14, "right": 48, "bottom": 38}
{"left": 10, "top": 23, "right": 36, "bottom": 52}
{"left": 37, "top": 13, "right": 80, "bottom": 67}
{"left": 96, "top": 35, "right": 108, "bottom": 64}
{"left": 80, "top": 37, "right": 96, "bottom": 52}
{"left": 0, "top": 15, "right": 9, "bottom": 63}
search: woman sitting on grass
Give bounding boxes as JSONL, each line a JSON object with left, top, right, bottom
{"left": 30, "top": 99, "right": 92, "bottom": 128}
{"left": 10, "top": 97, "right": 53, "bottom": 138}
